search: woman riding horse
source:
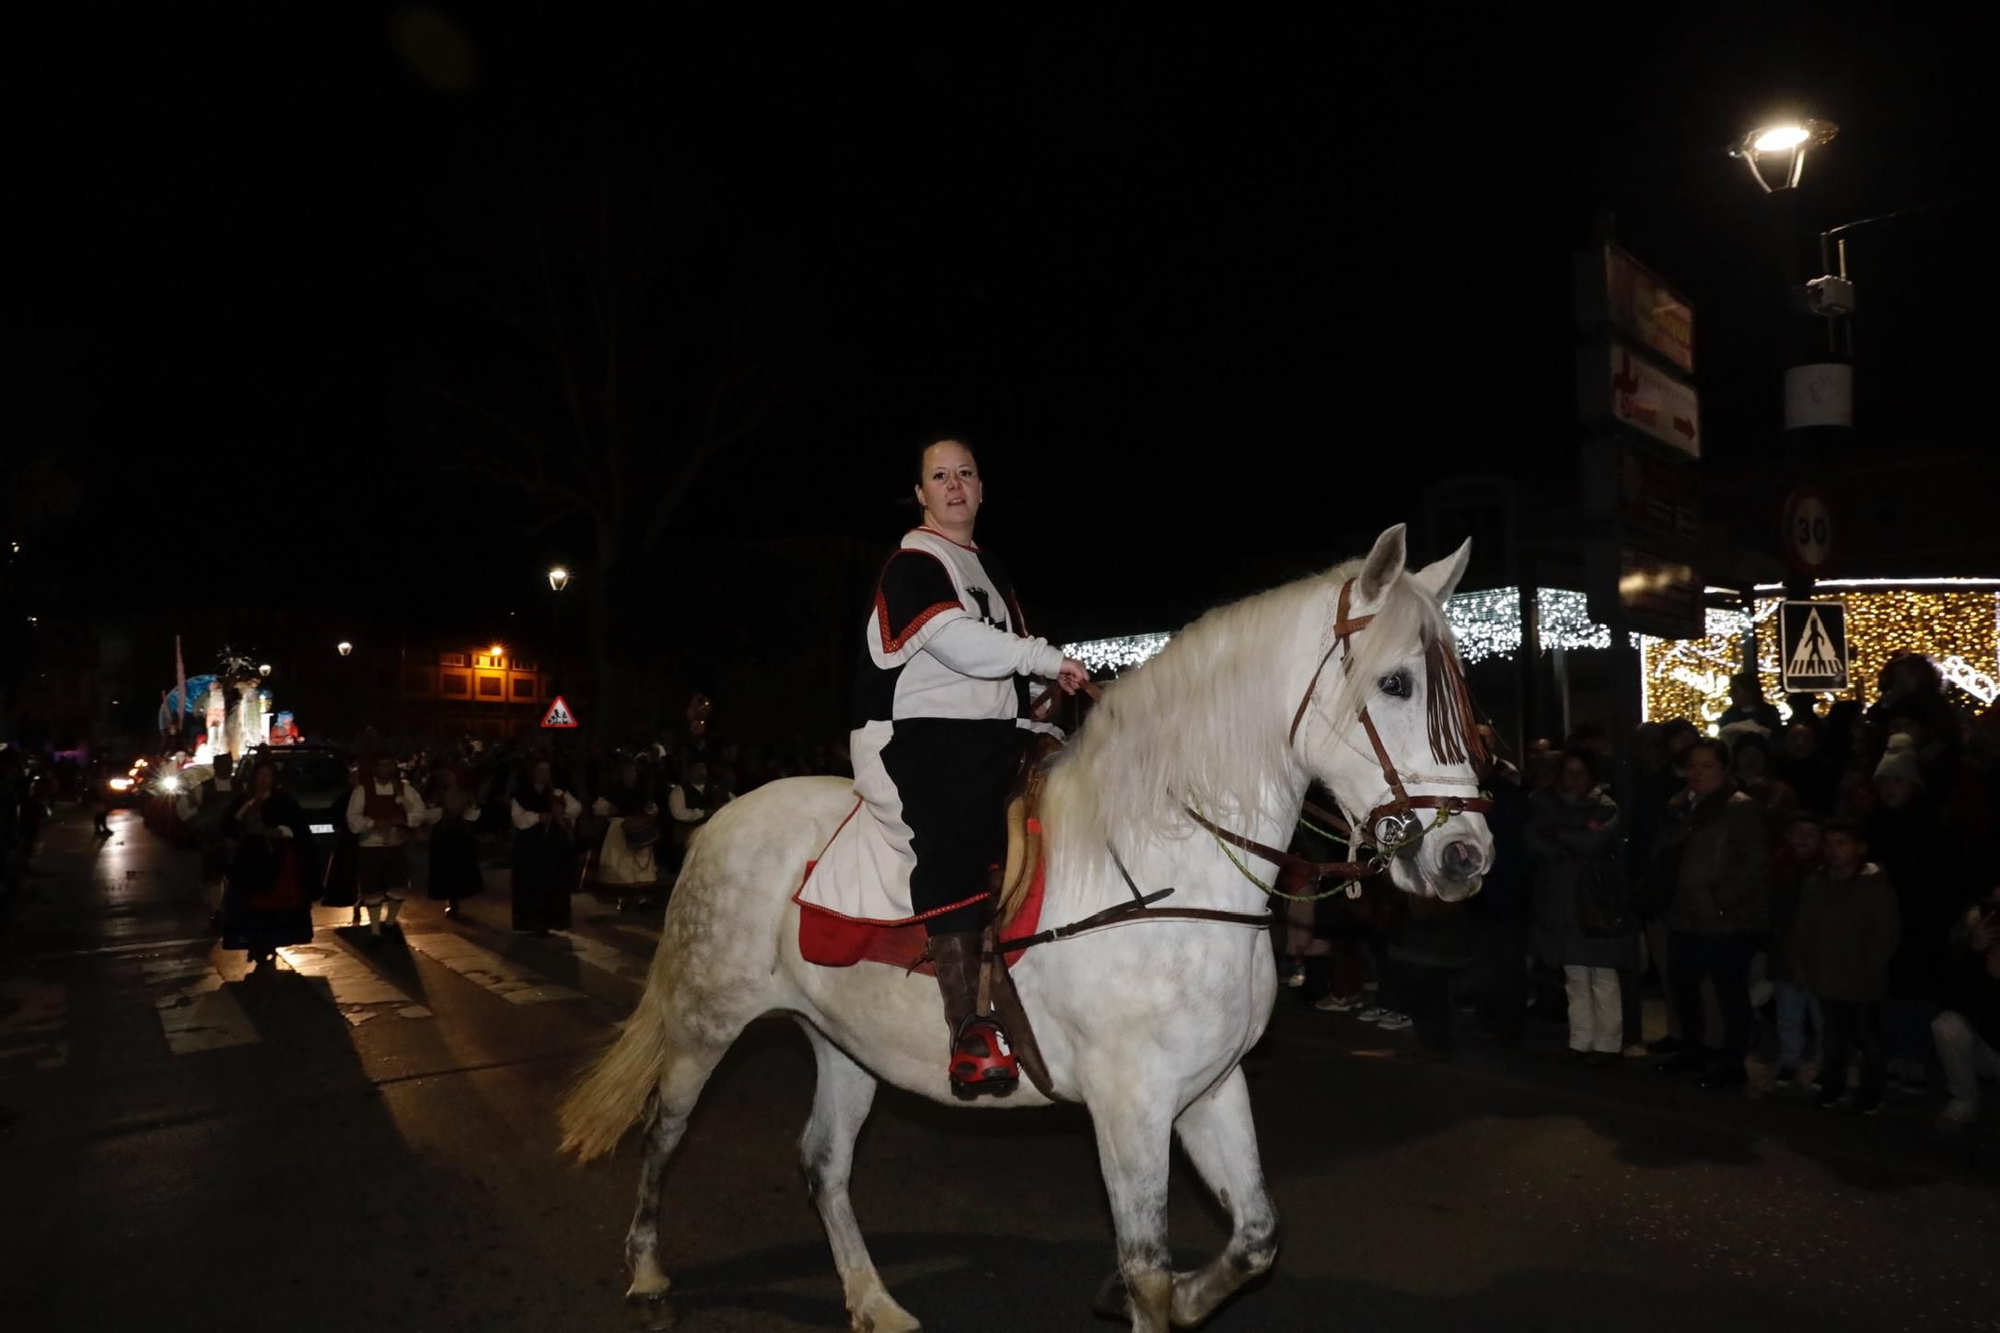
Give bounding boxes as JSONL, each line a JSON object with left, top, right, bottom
{"left": 853, "top": 436, "right": 1089, "bottom": 1094}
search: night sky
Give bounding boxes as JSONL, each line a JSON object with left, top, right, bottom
{"left": 13, "top": 10, "right": 1998, "bottom": 653}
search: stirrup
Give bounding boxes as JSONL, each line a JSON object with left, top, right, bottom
{"left": 949, "top": 1014, "right": 1020, "bottom": 1095}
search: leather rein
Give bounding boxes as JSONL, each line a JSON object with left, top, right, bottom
{"left": 1001, "top": 577, "right": 1491, "bottom": 953}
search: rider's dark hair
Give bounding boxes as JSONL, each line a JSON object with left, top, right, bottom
{"left": 914, "top": 435, "right": 978, "bottom": 483}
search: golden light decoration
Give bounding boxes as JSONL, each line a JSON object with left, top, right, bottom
{"left": 1642, "top": 591, "right": 2000, "bottom": 728}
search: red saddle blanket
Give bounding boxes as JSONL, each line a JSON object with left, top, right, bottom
{"left": 797, "top": 854, "right": 1049, "bottom": 976}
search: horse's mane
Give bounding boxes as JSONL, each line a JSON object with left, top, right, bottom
{"left": 1045, "top": 559, "right": 1455, "bottom": 872}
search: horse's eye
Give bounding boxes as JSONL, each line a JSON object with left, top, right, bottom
{"left": 1379, "top": 671, "right": 1410, "bottom": 698}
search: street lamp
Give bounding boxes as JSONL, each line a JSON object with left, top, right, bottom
{"left": 258, "top": 663, "right": 272, "bottom": 677}
{"left": 1731, "top": 118, "right": 1838, "bottom": 193}
{"left": 337, "top": 641, "right": 353, "bottom": 657}
{"left": 547, "top": 565, "right": 571, "bottom": 593}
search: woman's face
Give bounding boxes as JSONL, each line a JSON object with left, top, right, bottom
{"left": 1876, "top": 775, "right": 1917, "bottom": 809}
{"left": 1734, "top": 744, "right": 1767, "bottom": 778}
{"left": 1685, "top": 746, "right": 1727, "bottom": 797}
{"left": 254, "top": 765, "right": 275, "bottom": 796}
{"left": 1783, "top": 724, "right": 1817, "bottom": 760}
{"left": 914, "top": 440, "right": 982, "bottom": 536}
{"left": 533, "top": 761, "right": 552, "bottom": 788}
{"left": 1558, "top": 757, "right": 1592, "bottom": 798}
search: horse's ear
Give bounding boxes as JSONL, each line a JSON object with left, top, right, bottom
{"left": 1357, "top": 525, "right": 1408, "bottom": 601}
{"left": 1413, "top": 538, "right": 1472, "bottom": 603}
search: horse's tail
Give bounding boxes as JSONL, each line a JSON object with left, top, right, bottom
{"left": 558, "top": 980, "right": 673, "bottom": 1162}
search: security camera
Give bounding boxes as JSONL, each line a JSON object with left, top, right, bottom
{"left": 1804, "top": 275, "right": 1856, "bottom": 317}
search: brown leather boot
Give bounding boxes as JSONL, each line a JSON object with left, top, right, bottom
{"left": 929, "top": 930, "right": 1019, "bottom": 1096}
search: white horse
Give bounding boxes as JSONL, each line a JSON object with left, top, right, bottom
{"left": 560, "top": 524, "right": 1494, "bottom": 1333}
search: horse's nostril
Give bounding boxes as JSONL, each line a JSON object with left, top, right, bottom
{"left": 1441, "top": 840, "right": 1482, "bottom": 879}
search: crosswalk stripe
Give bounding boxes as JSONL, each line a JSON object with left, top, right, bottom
{"left": 554, "top": 929, "right": 654, "bottom": 985}
{"left": 277, "top": 940, "right": 434, "bottom": 1026}
{"left": 0, "top": 977, "right": 69, "bottom": 1071}
{"left": 404, "top": 933, "right": 583, "bottom": 1004}
{"left": 143, "top": 957, "right": 260, "bottom": 1054}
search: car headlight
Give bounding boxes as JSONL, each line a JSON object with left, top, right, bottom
{"left": 161, "top": 776, "right": 183, "bottom": 794}
{"left": 109, "top": 777, "right": 134, "bottom": 792}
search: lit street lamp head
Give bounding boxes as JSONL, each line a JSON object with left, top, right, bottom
{"left": 548, "top": 565, "right": 571, "bottom": 593}
{"left": 337, "top": 641, "right": 353, "bottom": 657}
{"left": 1731, "top": 118, "right": 1838, "bottom": 192}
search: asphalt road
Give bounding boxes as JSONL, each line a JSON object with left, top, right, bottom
{"left": 3, "top": 807, "right": 1997, "bottom": 1333}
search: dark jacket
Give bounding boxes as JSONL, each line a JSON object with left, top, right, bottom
{"left": 1525, "top": 787, "right": 1637, "bottom": 970}
{"left": 1940, "top": 903, "right": 2000, "bottom": 1051}
{"left": 1656, "top": 787, "right": 1769, "bottom": 935}
{"left": 1790, "top": 863, "right": 1901, "bottom": 1002}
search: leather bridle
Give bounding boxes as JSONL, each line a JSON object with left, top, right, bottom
{"left": 1288, "top": 576, "right": 1493, "bottom": 861}
{"left": 1189, "top": 576, "right": 1491, "bottom": 899}
{"left": 1038, "top": 575, "right": 1492, "bottom": 916}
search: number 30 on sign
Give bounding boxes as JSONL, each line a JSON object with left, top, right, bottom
{"left": 1782, "top": 485, "right": 1836, "bottom": 576}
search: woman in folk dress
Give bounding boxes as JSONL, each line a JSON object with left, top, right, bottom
{"left": 593, "top": 756, "right": 660, "bottom": 911}
{"left": 511, "top": 757, "right": 582, "bottom": 936}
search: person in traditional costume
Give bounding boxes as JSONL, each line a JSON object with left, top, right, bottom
{"left": 665, "top": 758, "right": 729, "bottom": 871}
{"left": 221, "top": 756, "right": 316, "bottom": 971}
{"left": 177, "top": 751, "right": 238, "bottom": 930}
{"left": 847, "top": 436, "right": 1088, "bottom": 1095}
{"left": 510, "top": 757, "right": 581, "bottom": 935}
{"left": 593, "top": 757, "right": 660, "bottom": 911}
{"left": 425, "top": 765, "right": 484, "bottom": 919}
{"left": 345, "top": 754, "right": 436, "bottom": 940}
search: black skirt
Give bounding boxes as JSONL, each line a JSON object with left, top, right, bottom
{"left": 880, "top": 717, "right": 1027, "bottom": 927}
{"left": 427, "top": 821, "right": 484, "bottom": 900}
{"left": 510, "top": 825, "right": 574, "bottom": 931}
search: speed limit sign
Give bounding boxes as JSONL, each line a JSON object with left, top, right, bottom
{"left": 1782, "top": 485, "right": 1836, "bottom": 575}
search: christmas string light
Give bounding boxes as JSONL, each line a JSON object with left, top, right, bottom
{"left": 1062, "top": 632, "right": 1173, "bottom": 673}
{"left": 1641, "top": 591, "right": 2000, "bottom": 725}
{"left": 1065, "top": 588, "right": 1619, "bottom": 673}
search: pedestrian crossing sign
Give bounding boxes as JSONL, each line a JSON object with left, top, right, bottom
{"left": 540, "top": 695, "right": 579, "bottom": 729}
{"left": 1780, "top": 601, "right": 1848, "bottom": 692}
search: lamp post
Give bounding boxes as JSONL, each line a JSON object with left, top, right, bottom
{"left": 1730, "top": 116, "right": 1852, "bottom": 705}
{"left": 547, "top": 566, "right": 571, "bottom": 713}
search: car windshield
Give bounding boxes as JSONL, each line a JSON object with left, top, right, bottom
{"left": 269, "top": 752, "right": 348, "bottom": 792}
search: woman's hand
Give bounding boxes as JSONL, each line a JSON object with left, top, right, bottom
{"left": 1056, "top": 658, "right": 1091, "bottom": 695}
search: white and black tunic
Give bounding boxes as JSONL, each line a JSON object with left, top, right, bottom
{"left": 850, "top": 527, "right": 1064, "bottom": 935}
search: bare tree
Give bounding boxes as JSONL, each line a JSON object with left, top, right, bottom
{"left": 417, "top": 132, "right": 790, "bottom": 733}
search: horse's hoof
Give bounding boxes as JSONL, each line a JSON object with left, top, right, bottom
{"left": 624, "top": 1291, "right": 676, "bottom": 1330}
{"left": 1091, "top": 1272, "right": 1131, "bottom": 1323}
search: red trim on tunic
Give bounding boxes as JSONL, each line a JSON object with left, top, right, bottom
{"left": 914, "top": 525, "right": 980, "bottom": 552}
{"left": 875, "top": 592, "right": 962, "bottom": 654}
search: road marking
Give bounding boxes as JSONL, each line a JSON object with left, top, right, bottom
{"left": 404, "top": 933, "right": 582, "bottom": 1004}
{"left": 582, "top": 911, "right": 662, "bottom": 949}
{"left": 555, "top": 929, "right": 654, "bottom": 986}
{"left": 0, "top": 977, "right": 69, "bottom": 1072}
{"left": 276, "top": 941, "right": 434, "bottom": 1025}
{"left": 142, "top": 957, "right": 260, "bottom": 1054}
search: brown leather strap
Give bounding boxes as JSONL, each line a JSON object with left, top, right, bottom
{"left": 1289, "top": 578, "right": 1374, "bottom": 747}
{"left": 998, "top": 897, "right": 1272, "bottom": 953}
{"left": 1185, "top": 806, "right": 1375, "bottom": 882}
{"left": 1358, "top": 705, "right": 1411, "bottom": 816}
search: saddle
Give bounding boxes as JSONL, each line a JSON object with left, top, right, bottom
{"left": 959, "top": 732, "right": 1067, "bottom": 1100}
{"left": 993, "top": 732, "right": 1063, "bottom": 927}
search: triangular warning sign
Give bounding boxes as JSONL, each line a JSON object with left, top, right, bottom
{"left": 1785, "top": 607, "right": 1840, "bottom": 680}
{"left": 540, "top": 695, "right": 579, "bottom": 729}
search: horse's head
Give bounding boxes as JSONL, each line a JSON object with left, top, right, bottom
{"left": 1294, "top": 524, "right": 1494, "bottom": 902}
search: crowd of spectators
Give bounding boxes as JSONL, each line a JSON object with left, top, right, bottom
{"left": 1281, "top": 653, "right": 2000, "bottom": 1133}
